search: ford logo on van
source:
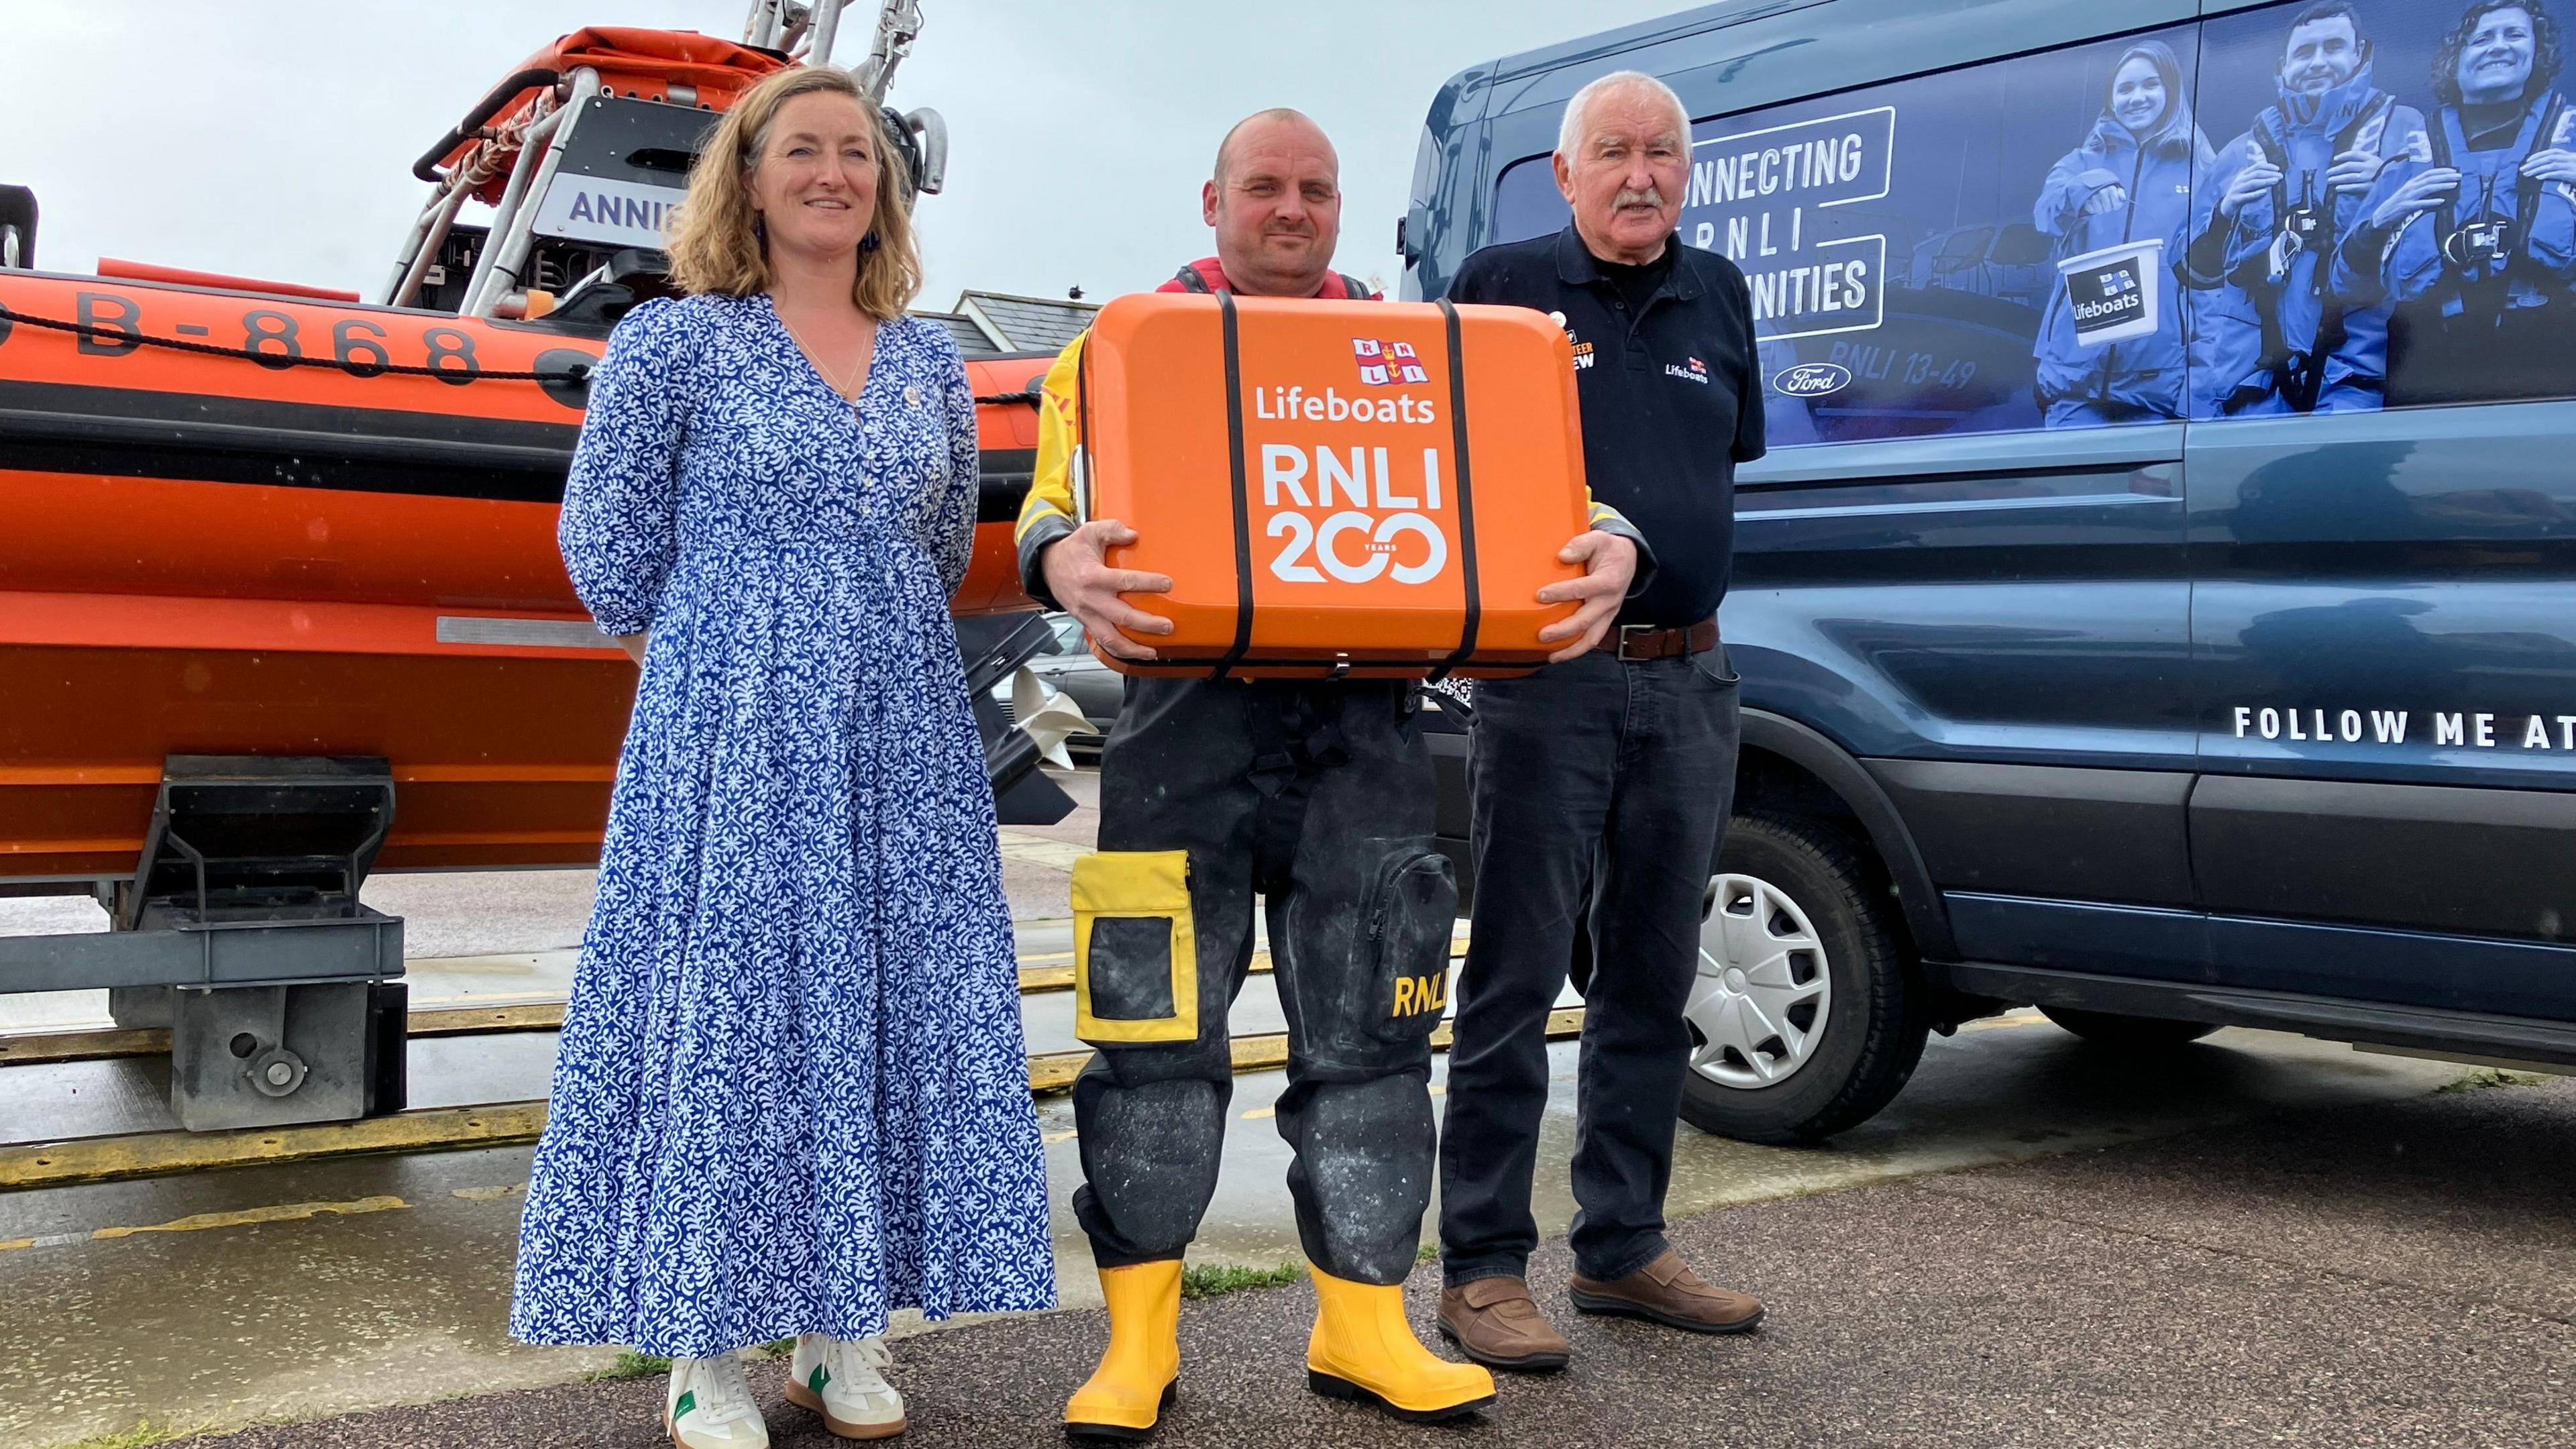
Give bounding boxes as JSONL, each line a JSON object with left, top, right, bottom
{"left": 1773, "top": 362, "right": 1851, "bottom": 398}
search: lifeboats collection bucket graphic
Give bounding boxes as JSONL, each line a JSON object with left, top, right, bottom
{"left": 2057, "top": 237, "right": 2165, "bottom": 348}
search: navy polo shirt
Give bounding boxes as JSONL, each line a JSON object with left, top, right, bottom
{"left": 1446, "top": 225, "right": 1765, "bottom": 628}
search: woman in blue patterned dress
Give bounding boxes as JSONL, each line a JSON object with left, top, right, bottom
{"left": 510, "top": 64, "right": 1054, "bottom": 1448}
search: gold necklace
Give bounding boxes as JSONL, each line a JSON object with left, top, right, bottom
{"left": 778, "top": 309, "right": 873, "bottom": 402}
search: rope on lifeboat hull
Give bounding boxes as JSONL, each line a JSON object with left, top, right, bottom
{"left": 0, "top": 303, "right": 590, "bottom": 382}
{"left": 0, "top": 303, "right": 1049, "bottom": 407}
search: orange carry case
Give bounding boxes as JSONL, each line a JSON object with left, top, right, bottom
{"left": 1079, "top": 291, "right": 1589, "bottom": 679}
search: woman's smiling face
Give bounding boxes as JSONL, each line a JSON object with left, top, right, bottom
{"left": 749, "top": 90, "right": 880, "bottom": 262}
{"left": 2458, "top": 6, "right": 2538, "bottom": 105}
{"left": 2112, "top": 57, "right": 2168, "bottom": 133}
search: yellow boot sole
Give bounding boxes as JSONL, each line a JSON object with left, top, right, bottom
{"left": 1305, "top": 1368, "right": 1495, "bottom": 1423}
{"left": 1064, "top": 1379, "right": 1177, "bottom": 1443}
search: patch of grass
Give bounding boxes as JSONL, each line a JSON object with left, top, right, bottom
{"left": 589, "top": 1350, "right": 672, "bottom": 1381}
{"left": 1418, "top": 1240, "right": 1442, "bottom": 1265}
{"left": 1180, "top": 1260, "right": 1303, "bottom": 1299}
{"left": 2438, "top": 1067, "right": 2548, "bottom": 1093}
{"left": 55, "top": 1424, "right": 202, "bottom": 1449}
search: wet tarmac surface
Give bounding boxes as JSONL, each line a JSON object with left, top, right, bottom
{"left": 6, "top": 765, "right": 2571, "bottom": 1446}
{"left": 3, "top": 1017, "right": 2525, "bottom": 1447}
{"left": 133, "top": 1073, "right": 2576, "bottom": 1449}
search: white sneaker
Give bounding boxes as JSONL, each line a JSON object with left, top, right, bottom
{"left": 786, "top": 1333, "right": 908, "bottom": 1440}
{"left": 665, "top": 1352, "right": 770, "bottom": 1448}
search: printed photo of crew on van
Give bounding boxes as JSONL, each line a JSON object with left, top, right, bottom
{"left": 2194, "top": 0, "right": 2576, "bottom": 416}
{"left": 2182, "top": 3, "right": 2426, "bottom": 417}
{"left": 1480, "top": 0, "right": 2576, "bottom": 445}
{"left": 2032, "top": 40, "right": 2212, "bottom": 428}
{"left": 2334, "top": 0, "right": 2576, "bottom": 405}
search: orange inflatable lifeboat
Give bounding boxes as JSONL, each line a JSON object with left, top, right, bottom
{"left": 0, "top": 14, "right": 1038, "bottom": 891}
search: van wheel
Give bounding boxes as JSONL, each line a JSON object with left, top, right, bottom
{"left": 1678, "top": 812, "right": 1927, "bottom": 1144}
{"left": 2039, "top": 1006, "right": 2219, "bottom": 1048}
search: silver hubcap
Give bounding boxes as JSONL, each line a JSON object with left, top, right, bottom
{"left": 1684, "top": 873, "right": 1832, "bottom": 1089}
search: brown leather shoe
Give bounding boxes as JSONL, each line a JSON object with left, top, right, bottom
{"left": 1436, "top": 1277, "right": 1572, "bottom": 1372}
{"left": 1567, "top": 1250, "right": 1764, "bottom": 1334}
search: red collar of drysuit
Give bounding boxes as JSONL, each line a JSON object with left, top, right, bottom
{"left": 1158, "top": 256, "right": 1379, "bottom": 300}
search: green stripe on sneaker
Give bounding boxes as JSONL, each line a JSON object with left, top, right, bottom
{"left": 674, "top": 1389, "right": 696, "bottom": 1419}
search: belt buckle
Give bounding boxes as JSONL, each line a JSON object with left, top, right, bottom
{"left": 1616, "top": 624, "right": 1655, "bottom": 661}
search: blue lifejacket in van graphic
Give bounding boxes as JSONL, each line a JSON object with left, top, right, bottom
{"left": 2367, "top": 96, "right": 2576, "bottom": 324}
{"left": 2033, "top": 41, "right": 2210, "bottom": 422}
{"left": 2341, "top": 91, "right": 2576, "bottom": 407}
{"left": 2188, "top": 64, "right": 2426, "bottom": 415}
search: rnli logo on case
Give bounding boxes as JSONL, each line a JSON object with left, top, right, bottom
{"left": 1774, "top": 362, "right": 1852, "bottom": 398}
{"left": 1352, "top": 337, "right": 1430, "bottom": 387}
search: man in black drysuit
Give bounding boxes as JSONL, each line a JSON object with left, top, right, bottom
{"left": 1014, "top": 108, "right": 1642, "bottom": 1439}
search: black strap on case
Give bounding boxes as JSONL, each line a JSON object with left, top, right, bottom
{"left": 1215, "top": 290, "right": 1256, "bottom": 679}
{"left": 1432, "top": 298, "right": 1482, "bottom": 680}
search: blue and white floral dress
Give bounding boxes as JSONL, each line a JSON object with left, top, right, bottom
{"left": 511, "top": 293, "right": 1055, "bottom": 1359}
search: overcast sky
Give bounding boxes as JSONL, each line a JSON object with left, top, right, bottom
{"left": 11, "top": 0, "right": 1693, "bottom": 310}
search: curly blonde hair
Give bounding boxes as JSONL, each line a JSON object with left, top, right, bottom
{"left": 665, "top": 66, "right": 922, "bottom": 321}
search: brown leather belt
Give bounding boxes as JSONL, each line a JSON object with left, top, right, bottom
{"left": 1598, "top": 619, "right": 1718, "bottom": 661}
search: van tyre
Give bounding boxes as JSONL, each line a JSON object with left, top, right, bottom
{"left": 2039, "top": 1006, "right": 2218, "bottom": 1049}
{"left": 1678, "top": 812, "right": 1927, "bottom": 1145}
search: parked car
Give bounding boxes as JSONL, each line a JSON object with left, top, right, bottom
{"left": 1409, "top": 0, "right": 2576, "bottom": 1144}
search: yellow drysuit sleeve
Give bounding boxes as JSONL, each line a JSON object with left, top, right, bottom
{"left": 1013, "top": 333, "right": 1087, "bottom": 610}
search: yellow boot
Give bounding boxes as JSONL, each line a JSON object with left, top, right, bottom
{"left": 1305, "top": 1264, "right": 1497, "bottom": 1422}
{"left": 1065, "top": 1260, "right": 1182, "bottom": 1442}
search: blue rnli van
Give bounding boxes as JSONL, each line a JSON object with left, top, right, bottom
{"left": 1410, "top": 0, "right": 2576, "bottom": 1141}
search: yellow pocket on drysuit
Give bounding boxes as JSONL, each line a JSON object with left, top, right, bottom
{"left": 1071, "top": 850, "right": 1199, "bottom": 1045}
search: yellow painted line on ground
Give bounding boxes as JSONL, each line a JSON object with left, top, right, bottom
{"left": 0, "top": 1102, "right": 551, "bottom": 1192}
{"left": 0, "top": 1027, "right": 168, "bottom": 1066}
{"left": 1018, "top": 963, "right": 1077, "bottom": 993}
{"left": 997, "top": 833, "right": 1091, "bottom": 871}
{"left": 1032, "top": 1007, "right": 1585, "bottom": 1102}
{"left": 0, "top": 1194, "right": 409, "bottom": 1253}
{"left": 1020, "top": 937, "right": 1469, "bottom": 996}
{"left": 1027, "top": 1051, "right": 1091, "bottom": 1095}
{"left": 3, "top": 927, "right": 1479, "bottom": 1063}
{"left": 0, "top": 1002, "right": 572, "bottom": 1069}
{"left": 4, "top": 942, "right": 1204, "bottom": 1067}
{"left": 93, "top": 1195, "right": 410, "bottom": 1240}
{"left": 0, "top": 977, "right": 1554, "bottom": 1190}
{"left": 409, "top": 1002, "right": 567, "bottom": 1036}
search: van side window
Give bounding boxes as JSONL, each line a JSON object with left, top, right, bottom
{"left": 2196, "top": 0, "right": 2576, "bottom": 416}
{"left": 1491, "top": 24, "right": 2212, "bottom": 444}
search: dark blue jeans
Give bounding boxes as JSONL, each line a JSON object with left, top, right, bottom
{"left": 1438, "top": 643, "right": 1739, "bottom": 1286}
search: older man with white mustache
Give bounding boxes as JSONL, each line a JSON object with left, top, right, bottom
{"left": 1430, "top": 69, "right": 1769, "bottom": 1373}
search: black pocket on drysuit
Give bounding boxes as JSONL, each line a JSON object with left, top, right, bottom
{"left": 1365, "top": 842, "right": 1459, "bottom": 1044}
{"left": 1071, "top": 850, "right": 1198, "bottom": 1046}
